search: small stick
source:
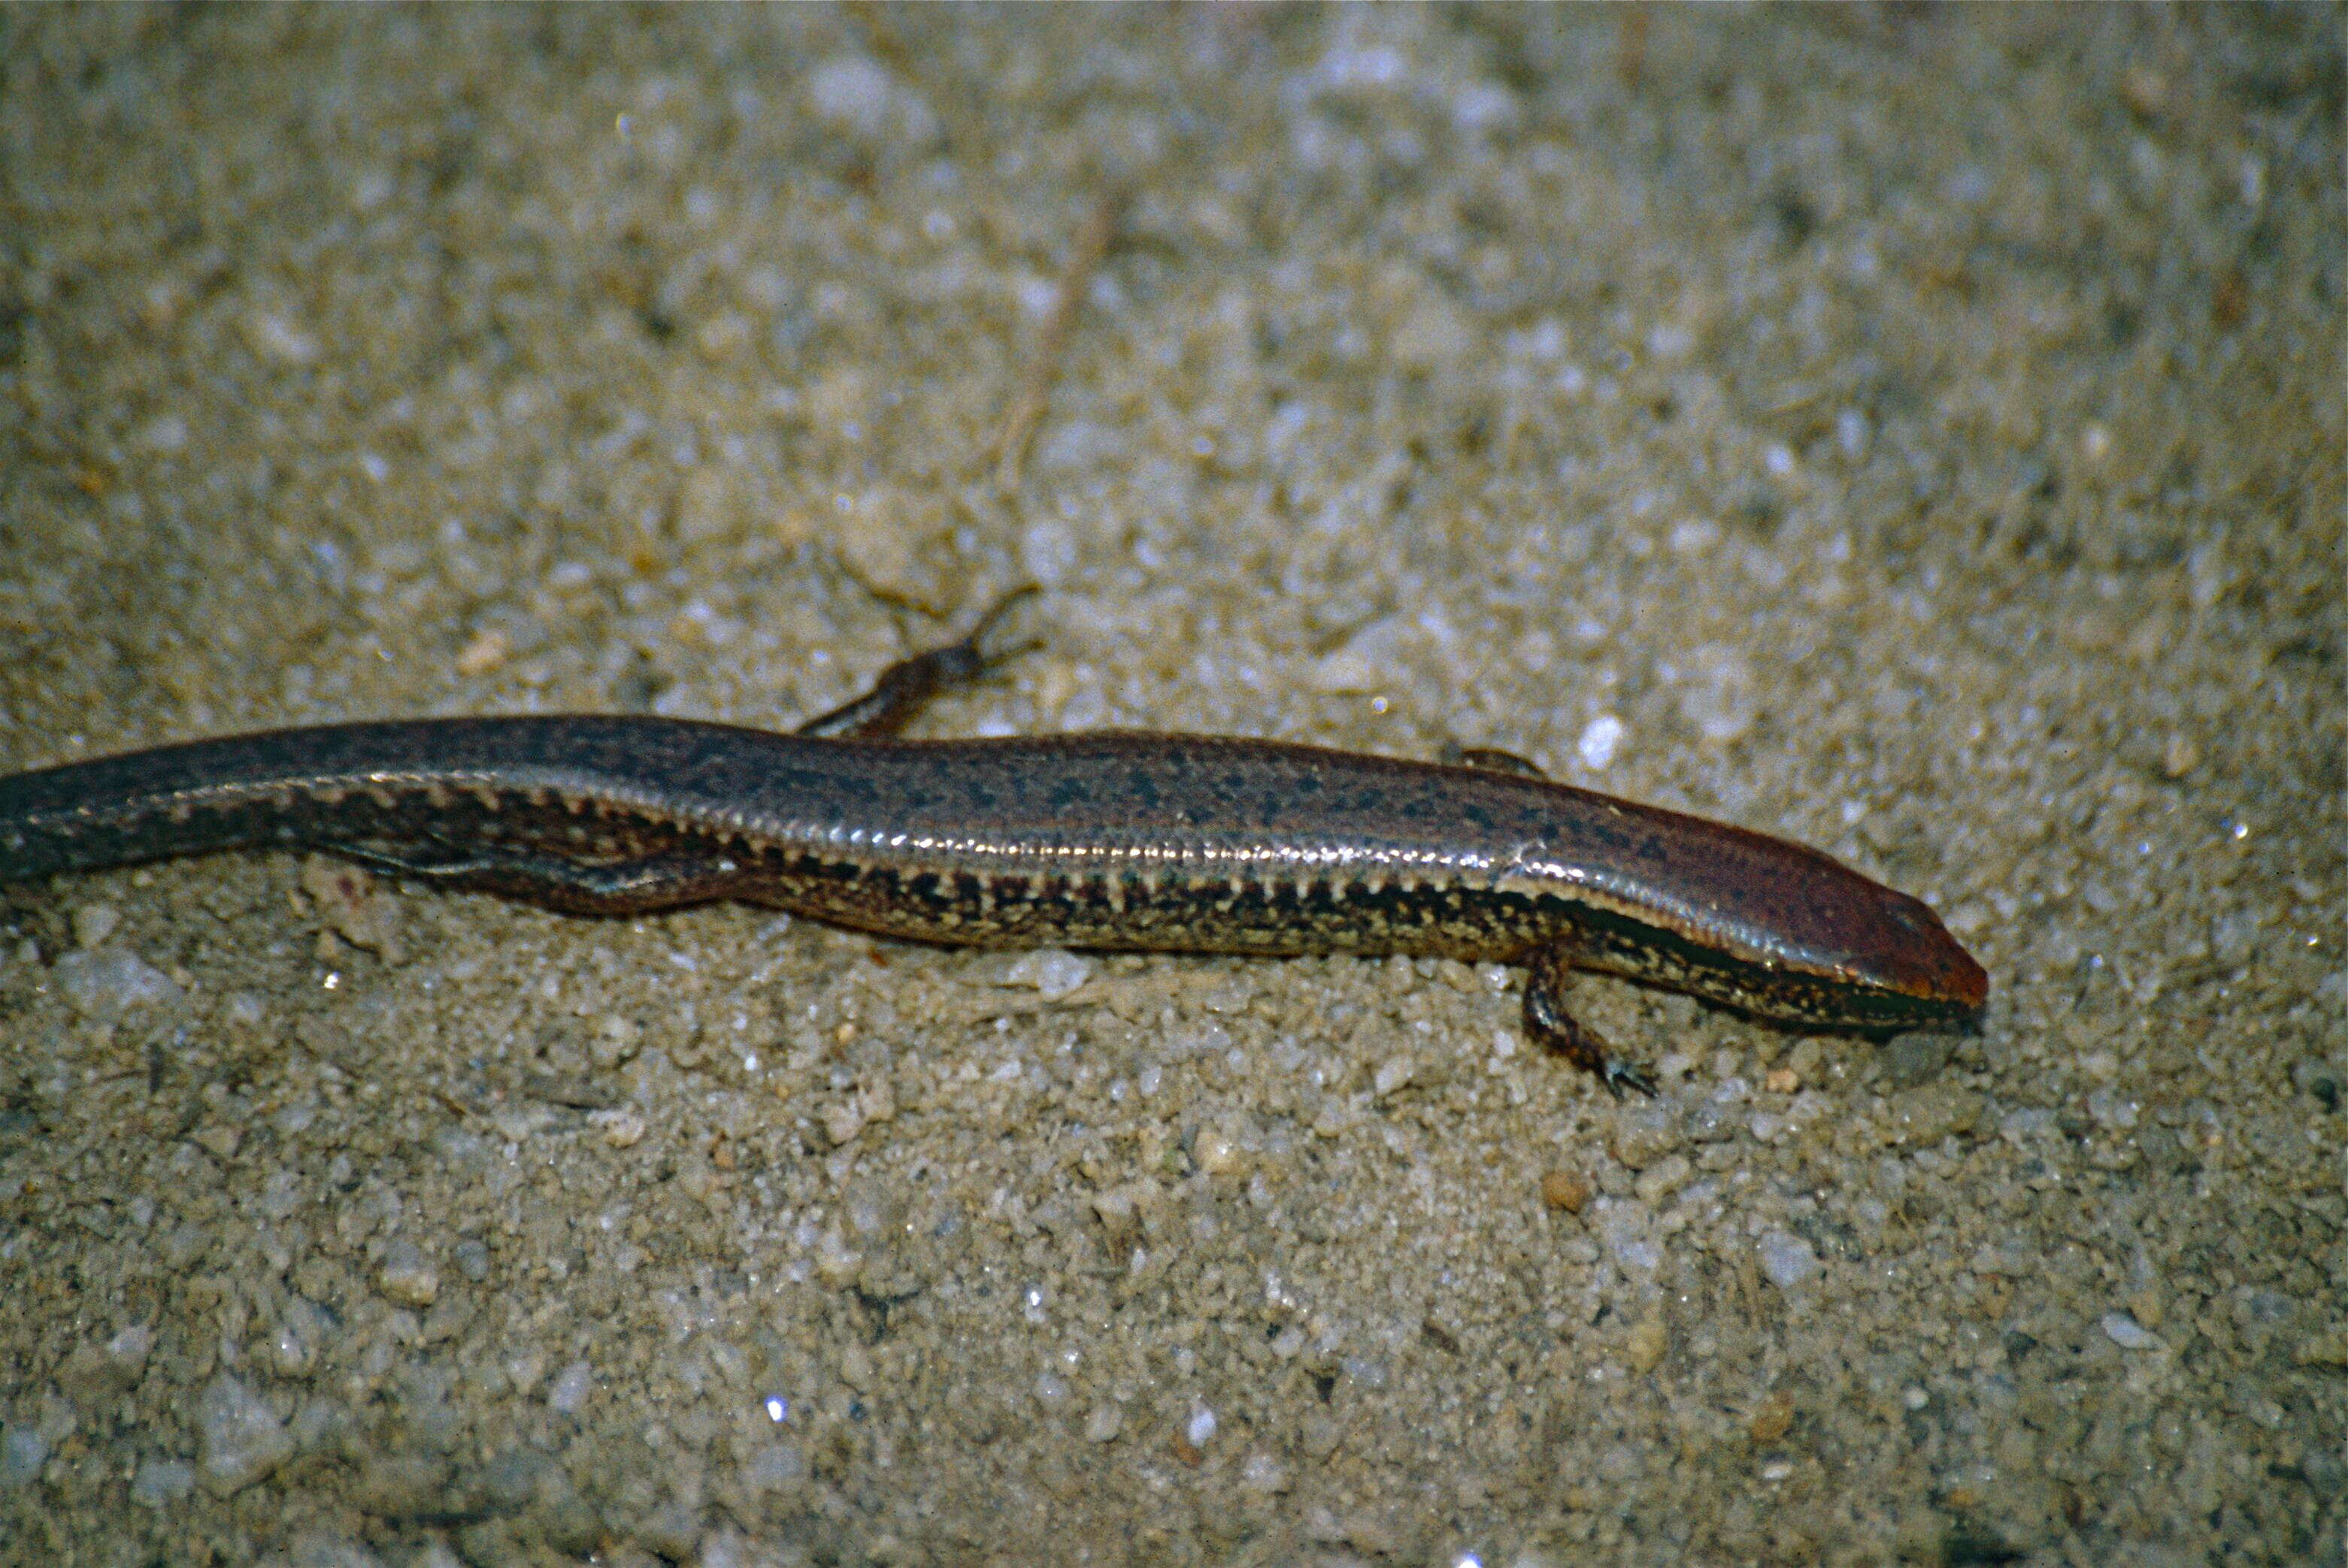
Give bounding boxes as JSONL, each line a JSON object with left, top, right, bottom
{"left": 993, "top": 190, "right": 1123, "bottom": 495}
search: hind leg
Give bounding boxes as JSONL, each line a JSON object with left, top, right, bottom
{"left": 1520, "top": 943, "right": 1658, "bottom": 1098}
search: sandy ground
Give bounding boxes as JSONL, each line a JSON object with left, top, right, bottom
{"left": 1, "top": 7, "right": 2340, "bottom": 1566}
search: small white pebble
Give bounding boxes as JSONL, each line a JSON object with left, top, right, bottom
{"left": 1668, "top": 519, "right": 1719, "bottom": 555}
{"left": 196, "top": 1375, "right": 293, "bottom": 1495}
{"left": 140, "top": 414, "right": 191, "bottom": 453}
{"left": 0, "top": 1423, "right": 48, "bottom": 1488}
{"left": 823, "top": 1100, "right": 868, "bottom": 1148}
{"left": 1240, "top": 1450, "right": 1290, "bottom": 1493}
{"left": 71, "top": 903, "right": 121, "bottom": 950}
{"left": 546, "top": 1358, "right": 594, "bottom": 1415}
{"left": 244, "top": 308, "right": 320, "bottom": 366}
{"left": 1679, "top": 646, "right": 1757, "bottom": 743}
{"left": 1186, "top": 1405, "right": 1217, "bottom": 1448}
{"left": 1002, "top": 949, "right": 1094, "bottom": 1000}
{"left": 1084, "top": 1403, "right": 1122, "bottom": 1443}
{"left": 743, "top": 1442, "right": 807, "bottom": 1494}
{"left": 1576, "top": 715, "right": 1625, "bottom": 770}
{"left": 1757, "top": 1230, "right": 1819, "bottom": 1291}
{"left": 2101, "top": 1311, "right": 2163, "bottom": 1351}
{"left": 815, "top": 1230, "right": 862, "bottom": 1287}
{"left": 590, "top": 1109, "right": 646, "bottom": 1149}
{"left": 807, "top": 55, "right": 895, "bottom": 134}
{"left": 589, "top": 1014, "right": 643, "bottom": 1070}
{"left": 54, "top": 947, "right": 181, "bottom": 1019}
{"left": 130, "top": 1458, "right": 195, "bottom": 1508}
{"left": 376, "top": 1240, "right": 439, "bottom": 1307}
{"left": 107, "top": 1324, "right": 155, "bottom": 1371}
{"left": 1836, "top": 407, "right": 1871, "bottom": 459}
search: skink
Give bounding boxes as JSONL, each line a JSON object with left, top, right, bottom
{"left": 0, "top": 605, "right": 1987, "bottom": 1094}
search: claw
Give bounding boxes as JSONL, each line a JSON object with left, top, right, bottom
{"left": 1602, "top": 1057, "right": 1659, "bottom": 1100}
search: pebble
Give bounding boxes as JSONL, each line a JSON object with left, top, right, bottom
{"left": 2086, "top": 1087, "right": 2140, "bottom": 1131}
{"left": 1000, "top": 949, "right": 1094, "bottom": 1000}
{"left": 71, "top": 903, "right": 121, "bottom": 949}
{"left": 453, "top": 628, "right": 508, "bottom": 677}
{"left": 804, "top": 54, "right": 941, "bottom": 147}
{"left": 1307, "top": 649, "right": 1382, "bottom": 693}
{"left": 272, "top": 1297, "right": 332, "bottom": 1376}
{"left": 54, "top": 947, "right": 182, "bottom": 1019}
{"left": 274, "top": 1530, "right": 387, "bottom": 1568}
{"left": 300, "top": 855, "right": 404, "bottom": 961}
{"left": 1239, "top": 1451, "right": 1290, "bottom": 1493}
{"left": 1757, "top": 1230, "right": 1820, "bottom": 1291}
{"left": 1626, "top": 1315, "right": 1668, "bottom": 1374}
{"left": 192, "top": 1123, "right": 242, "bottom": 1160}
{"left": 56, "top": 1324, "right": 153, "bottom": 1402}
{"left": 1683, "top": 1085, "right": 1746, "bottom": 1143}
{"left": 377, "top": 1240, "right": 440, "bottom": 1307}
{"left": 589, "top": 1014, "right": 643, "bottom": 1070}
{"left": 2101, "top": 1311, "right": 2164, "bottom": 1351}
{"left": 741, "top": 1442, "right": 806, "bottom": 1494}
{"left": 198, "top": 1374, "right": 294, "bottom": 1494}
{"left": 1632, "top": 1154, "right": 1692, "bottom": 1205}
{"left": 546, "top": 1359, "right": 594, "bottom": 1415}
{"left": 1891, "top": 1084, "right": 1984, "bottom": 1144}
{"left": 1, "top": 1421, "right": 49, "bottom": 1487}
{"left": 1747, "top": 1390, "right": 1795, "bottom": 1444}
{"left": 162, "top": 1221, "right": 216, "bottom": 1270}
{"left": 1593, "top": 1200, "right": 1662, "bottom": 1272}
{"left": 1677, "top": 646, "right": 1757, "bottom": 743}
{"left": 1576, "top": 715, "right": 1625, "bottom": 770}
{"left": 1540, "top": 1169, "right": 1592, "bottom": 1214}
{"left": 1610, "top": 1104, "right": 1680, "bottom": 1170}
{"left": 1878, "top": 1031, "right": 1953, "bottom": 1089}
{"left": 130, "top": 1458, "right": 196, "bottom": 1508}
{"left": 590, "top": 1109, "right": 647, "bottom": 1149}
{"left": 1372, "top": 1056, "right": 1415, "bottom": 1098}
{"left": 1192, "top": 1124, "right": 1247, "bottom": 1176}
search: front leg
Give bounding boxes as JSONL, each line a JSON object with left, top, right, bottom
{"left": 795, "top": 587, "right": 1039, "bottom": 740}
{"left": 1521, "top": 943, "right": 1658, "bottom": 1099}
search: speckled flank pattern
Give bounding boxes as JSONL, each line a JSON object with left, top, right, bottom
{"left": 0, "top": 7, "right": 2340, "bottom": 1567}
